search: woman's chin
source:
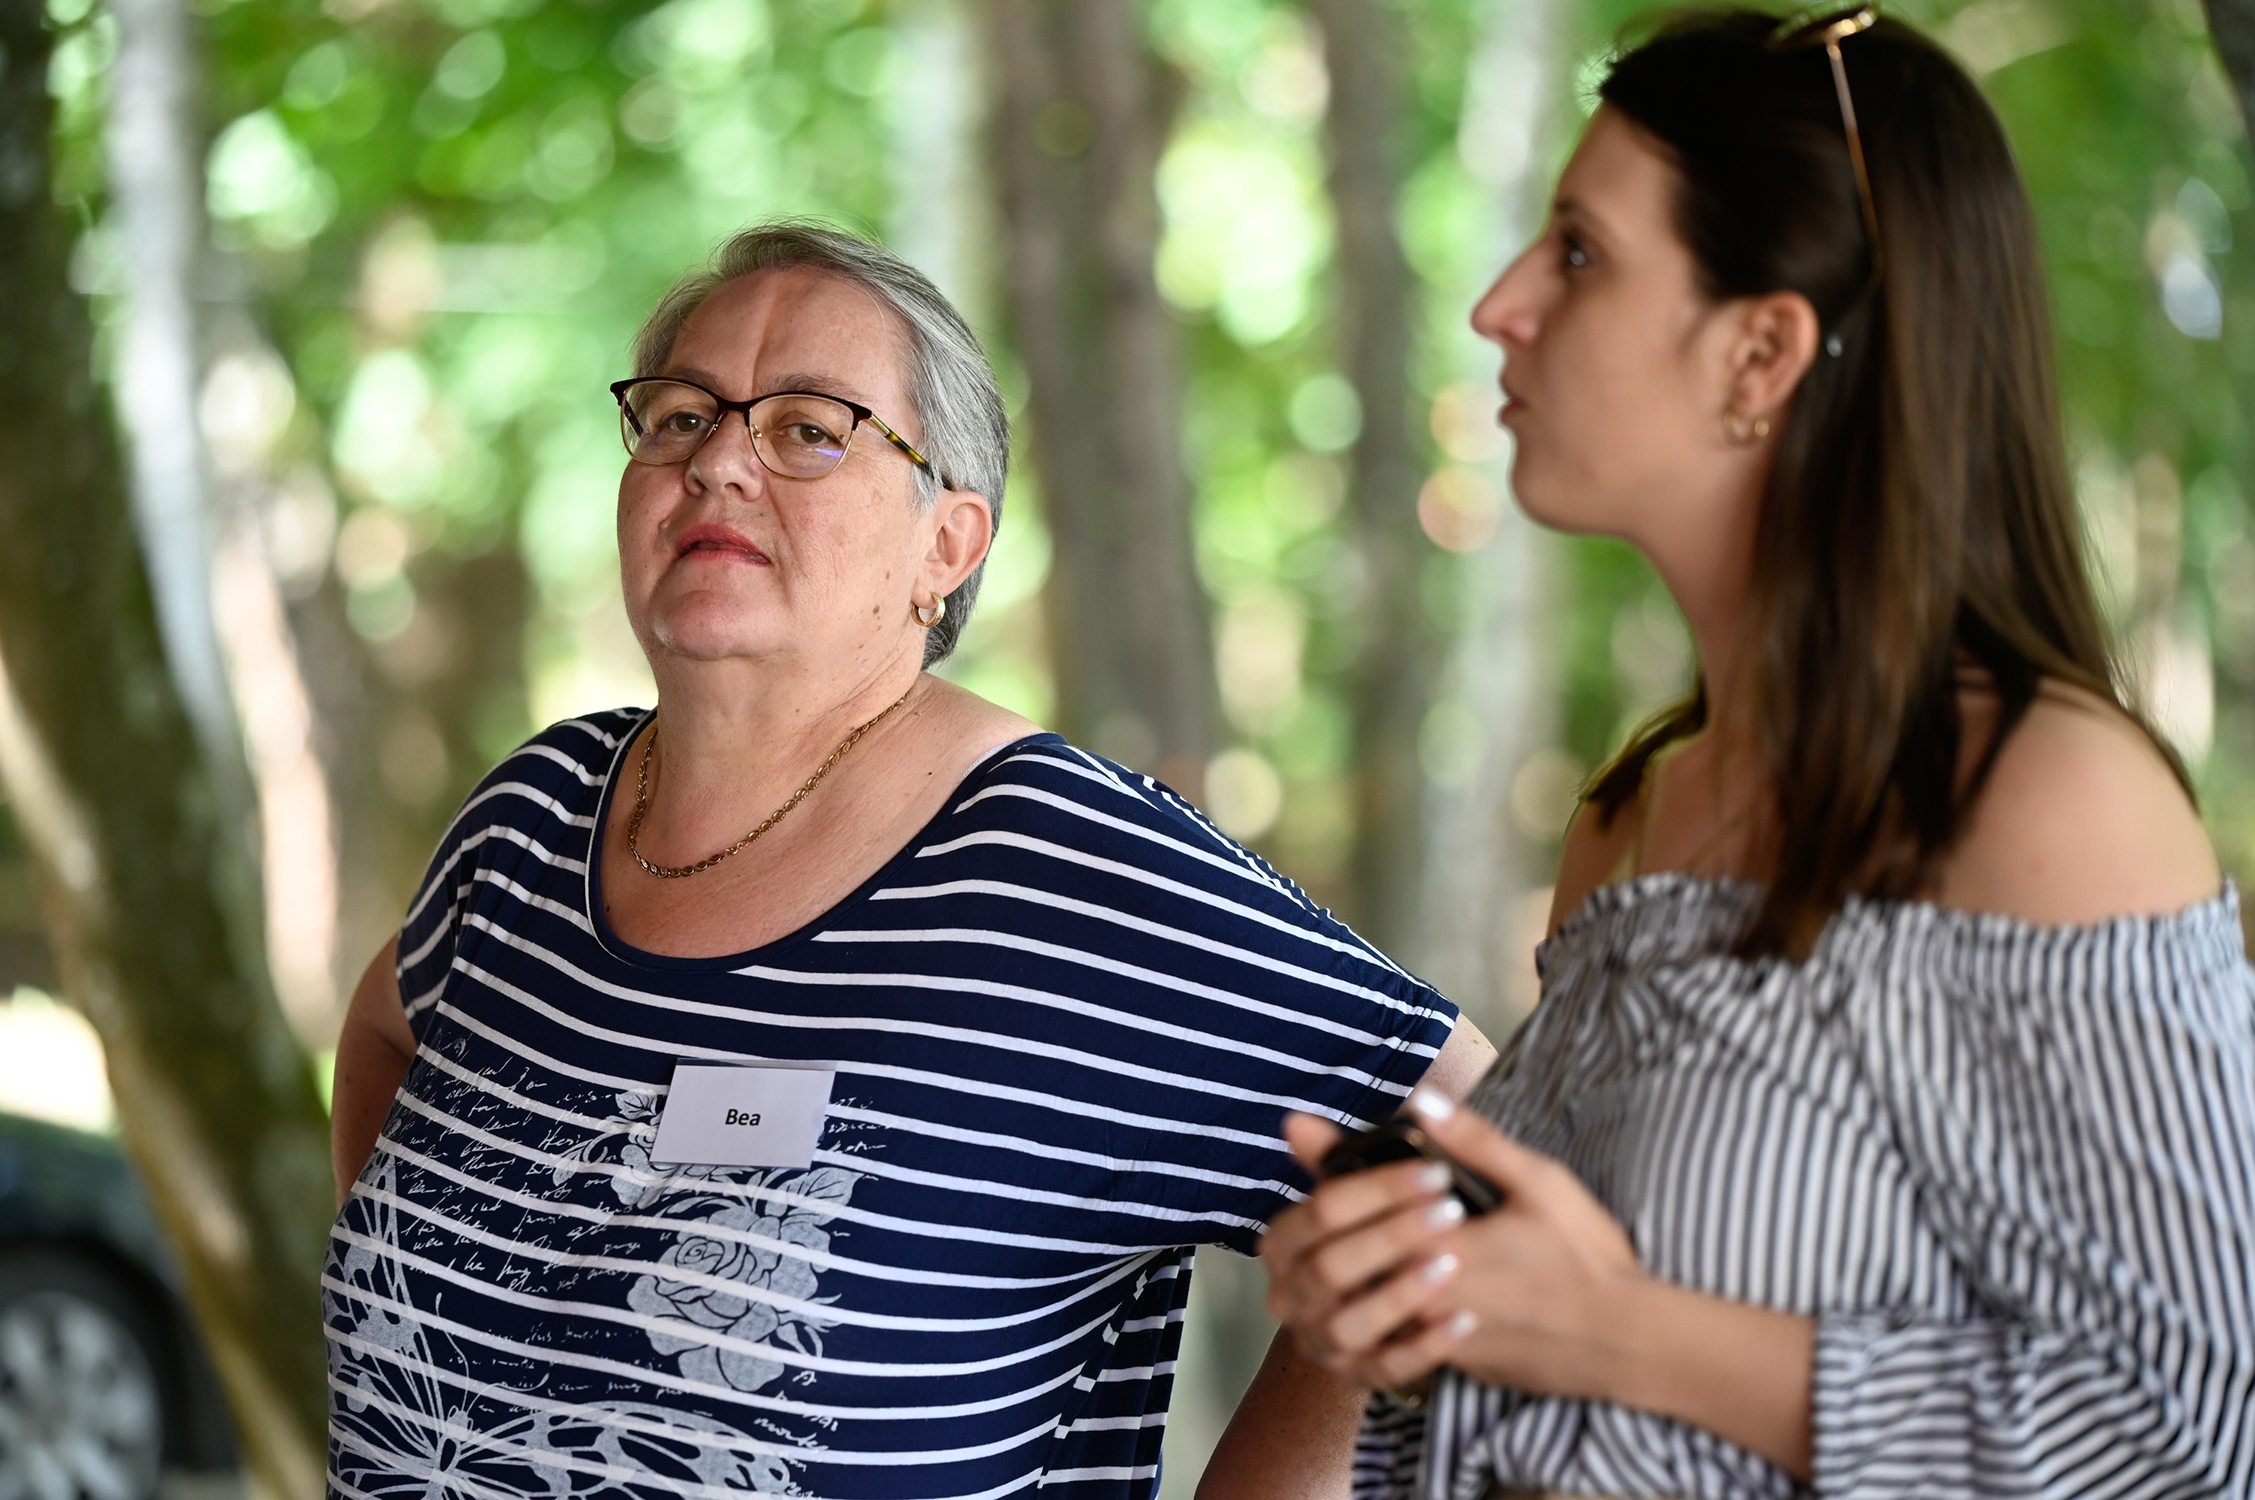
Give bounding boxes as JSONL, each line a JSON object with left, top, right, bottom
{"left": 1506, "top": 472, "right": 1574, "bottom": 533}
{"left": 645, "top": 600, "right": 782, "bottom": 664}
{"left": 1507, "top": 461, "right": 1612, "bottom": 538}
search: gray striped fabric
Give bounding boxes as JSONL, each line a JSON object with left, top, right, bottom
{"left": 1356, "top": 873, "right": 2255, "bottom": 1500}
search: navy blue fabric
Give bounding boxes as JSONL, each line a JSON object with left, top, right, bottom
{"left": 325, "top": 708, "right": 1458, "bottom": 1499}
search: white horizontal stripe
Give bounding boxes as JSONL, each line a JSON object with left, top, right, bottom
{"left": 400, "top": 838, "right": 593, "bottom": 978}
{"left": 328, "top": 1363, "right": 1061, "bottom": 1473}
{"left": 369, "top": 1124, "right": 1109, "bottom": 1294}
{"left": 518, "top": 739, "right": 607, "bottom": 786}
{"left": 470, "top": 886, "right": 1408, "bottom": 1105}
{"left": 338, "top": 1411, "right": 1059, "bottom": 1500}
{"left": 941, "top": 780, "right": 1299, "bottom": 901}
{"left": 476, "top": 865, "right": 597, "bottom": 933}
{"left": 1093, "top": 1361, "right": 1177, "bottom": 1382}
{"left": 1063, "top": 1413, "right": 1170, "bottom": 1434}
{"left": 986, "top": 746, "right": 1156, "bottom": 812}
{"left": 423, "top": 1019, "right": 1298, "bottom": 1218}
{"left": 815, "top": 922, "right": 1437, "bottom": 1067}
{"left": 426, "top": 988, "right": 1300, "bottom": 1188}
{"left": 351, "top": 1180, "right": 1153, "bottom": 1335}
{"left": 866, "top": 877, "right": 1440, "bottom": 1026}
{"left": 402, "top": 978, "right": 445, "bottom": 1023}
{"left": 552, "top": 714, "right": 626, "bottom": 749}
{"left": 387, "top": 1087, "right": 1167, "bottom": 1258}
{"left": 403, "top": 776, "right": 595, "bottom": 928}
{"left": 805, "top": 1146, "right": 1265, "bottom": 1240}
{"left": 505, "top": 913, "right": 1361, "bottom": 1114}
{"left": 453, "top": 927, "right": 1383, "bottom": 1129}
{"left": 401, "top": 1051, "right": 1201, "bottom": 1285}
{"left": 324, "top": 1277, "right": 1089, "bottom": 1424}
{"left": 825, "top": 1101, "right": 1286, "bottom": 1197}
{"left": 913, "top": 828, "right": 1419, "bottom": 983}
{"left": 333, "top": 1224, "right": 1135, "bottom": 1379}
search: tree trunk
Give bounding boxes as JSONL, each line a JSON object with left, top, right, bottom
{"left": 983, "top": 0, "right": 1219, "bottom": 791}
{"left": 885, "top": 0, "right": 984, "bottom": 321}
{"left": 1312, "top": 0, "right": 1439, "bottom": 953}
{"left": 0, "top": 10, "right": 332, "bottom": 1496}
{"left": 105, "top": 0, "right": 248, "bottom": 826}
{"left": 2205, "top": 0, "right": 2255, "bottom": 142}
{"left": 1413, "top": 0, "right": 1573, "bottom": 1035}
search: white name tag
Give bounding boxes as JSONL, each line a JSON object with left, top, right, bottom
{"left": 650, "top": 1064, "right": 836, "bottom": 1169}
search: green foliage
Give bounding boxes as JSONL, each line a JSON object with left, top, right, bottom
{"left": 41, "top": 0, "right": 2255, "bottom": 915}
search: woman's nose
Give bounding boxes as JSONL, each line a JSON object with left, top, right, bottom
{"left": 1470, "top": 249, "right": 1539, "bottom": 347}
{"left": 686, "top": 409, "right": 767, "bottom": 493}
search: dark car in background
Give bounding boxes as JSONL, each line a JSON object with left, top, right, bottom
{"left": 0, "top": 1110, "right": 236, "bottom": 1499}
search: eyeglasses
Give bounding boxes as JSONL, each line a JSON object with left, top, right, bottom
{"left": 1769, "top": 5, "right": 1884, "bottom": 279}
{"left": 609, "top": 377, "right": 945, "bottom": 486}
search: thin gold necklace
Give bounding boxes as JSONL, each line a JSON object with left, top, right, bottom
{"left": 627, "top": 687, "right": 914, "bottom": 879}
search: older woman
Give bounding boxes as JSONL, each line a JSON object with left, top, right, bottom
{"left": 326, "top": 223, "right": 1493, "bottom": 1499}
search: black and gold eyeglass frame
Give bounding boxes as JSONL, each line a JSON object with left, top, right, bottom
{"left": 1768, "top": 5, "right": 1884, "bottom": 278}
{"left": 609, "top": 376, "right": 949, "bottom": 488}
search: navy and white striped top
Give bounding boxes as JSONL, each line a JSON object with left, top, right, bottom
{"left": 324, "top": 708, "right": 1458, "bottom": 1500}
{"left": 1357, "top": 872, "right": 2255, "bottom": 1500}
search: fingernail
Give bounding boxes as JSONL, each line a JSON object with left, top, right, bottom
{"left": 1425, "top": 1196, "right": 1466, "bottom": 1230}
{"left": 1444, "top": 1309, "right": 1478, "bottom": 1340}
{"left": 1416, "top": 1161, "right": 1452, "bottom": 1194}
{"left": 1408, "top": 1087, "right": 1455, "bottom": 1123}
{"left": 1420, "top": 1252, "right": 1461, "bottom": 1287}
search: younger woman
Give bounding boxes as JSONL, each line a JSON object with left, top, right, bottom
{"left": 1259, "top": 9, "right": 2255, "bottom": 1497}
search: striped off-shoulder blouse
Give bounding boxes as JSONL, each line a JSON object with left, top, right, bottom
{"left": 1355, "top": 873, "right": 2255, "bottom": 1500}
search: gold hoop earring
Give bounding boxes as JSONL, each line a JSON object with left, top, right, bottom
{"left": 1723, "top": 410, "right": 1772, "bottom": 447}
{"left": 912, "top": 596, "right": 947, "bottom": 629}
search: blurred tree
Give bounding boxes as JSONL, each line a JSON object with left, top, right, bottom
{"left": 2208, "top": 0, "right": 2255, "bottom": 139}
{"left": 3, "top": 6, "right": 2249, "bottom": 1497}
{"left": 0, "top": 5, "right": 331, "bottom": 1496}
{"left": 1409, "top": 0, "right": 1577, "bottom": 1026}
{"left": 106, "top": 0, "right": 243, "bottom": 819}
{"left": 985, "top": 0, "right": 1220, "bottom": 790}
{"left": 1313, "top": 0, "right": 1440, "bottom": 954}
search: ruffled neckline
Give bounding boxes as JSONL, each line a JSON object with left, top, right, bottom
{"left": 1535, "top": 870, "right": 2246, "bottom": 983}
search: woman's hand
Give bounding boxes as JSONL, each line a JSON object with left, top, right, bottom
{"left": 1259, "top": 1088, "right": 1648, "bottom": 1400}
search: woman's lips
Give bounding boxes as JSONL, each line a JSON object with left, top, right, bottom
{"left": 675, "top": 524, "right": 769, "bottom": 563}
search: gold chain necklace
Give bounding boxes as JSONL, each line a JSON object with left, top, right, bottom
{"left": 627, "top": 687, "right": 914, "bottom": 879}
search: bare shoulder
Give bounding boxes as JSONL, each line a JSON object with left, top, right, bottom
{"left": 1546, "top": 795, "right": 1637, "bottom": 938}
{"left": 1933, "top": 683, "right": 2220, "bottom": 925}
{"left": 911, "top": 676, "right": 1044, "bottom": 771}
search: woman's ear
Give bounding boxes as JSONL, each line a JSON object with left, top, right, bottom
{"left": 923, "top": 489, "right": 994, "bottom": 598}
{"left": 1726, "top": 290, "right": 1823, "bottom": 420}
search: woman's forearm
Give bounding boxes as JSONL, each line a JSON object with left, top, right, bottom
{"left": 330, "top": 1022, "right": 413, "bottom": 1206}
{"left": 331, "top": 936, "right": 413, "bottom": 1206}
{"left": 1199, "top": 1330, "right": 1368, "bottom": 1499}
{"left": 1603, "top": 1277, "right": 1815, "bottom": 1480}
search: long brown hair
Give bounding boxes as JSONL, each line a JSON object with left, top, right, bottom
{"left": 1582, "top": 8, "right": 2187, "bottom": 954}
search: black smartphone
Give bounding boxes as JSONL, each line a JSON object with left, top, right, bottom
{"left": 1317, "top": 1115, "right": 1503, "bottom": 1217}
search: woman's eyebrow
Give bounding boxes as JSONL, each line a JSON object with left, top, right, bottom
{"left": 1553, "top": 196, "right": 1620, "bottom": 250}
{"left": 652, "top": 366, "right": 879, "bottom": 409}
{"left": 760, "top": 372, "right": 878, "bottom": 408}
{"left": 656, "top": 362, "right": 728, "bottom": 391}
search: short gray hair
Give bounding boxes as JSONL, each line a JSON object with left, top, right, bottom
{"left": 629, "top": 220, "right": 1009, "bottom": 666}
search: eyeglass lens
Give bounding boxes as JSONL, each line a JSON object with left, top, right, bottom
{"left": 620, "top": 381, "right": 855, "bottom": 477}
